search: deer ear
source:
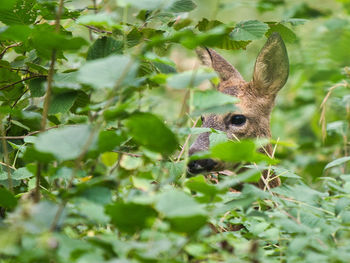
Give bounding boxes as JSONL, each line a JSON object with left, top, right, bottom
{"left": 253, "top": 32, "right": 289, "bottom": 96}
{"left": 196, "top": 47, "right": 243, "bottom": 81}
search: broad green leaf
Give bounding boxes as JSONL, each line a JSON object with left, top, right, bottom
{"left": 125, "top": 112, "right": 178, "bottom": 155}
{"left": 167, "top": 0, "right": 197, "bottom": 13}
{"left": 12, "top": 167, "right": 34, "bottom": 180}
{"left": 324, "top": 156, "right": 350, "bottom": 169}
{"left": 192, "top": 90, "right": 238, "bottom": 115}
{"left": 81, "top": 187, "right": 112, "bottom": 205}
{"left": 48, "top": 92, "right": 77, "bottom": 114}
{"left": 196, "top": 18, "right": 251, "bottom": 50}
{"left": 29, "top": 77, "right": 46, "bottom": 97}
{"left": 167, "top": 69, "right": 217, "bottom": 89}
{"left": 211, "top": 140, "right": 274, "bottom": 163}
{"left": 156, "top": 189, "right": 207, "bottom": 233}
{"left": 230, "top": 20, "right": 269, "bottom": 41}
{"left": 31, "top": 25, "right": 88, "bottom": 54}
{"left": 105, "top": 202, "right": 157, "bottom": 233}
{"left": 33, "top": 125, "right": 96, "bottom": 161}
{"left": 0, "top": 25, "right": 32, "bottom": 41}
{"left": 266, "top": 23, "right": 297, "bottom": 43}
{"left": 335, "top": 197, "right": 350, "bottom": 216}
{"left": 77, "top": 55, "right": 138, "bottom": 89}
{"left": 0, "top": 0, "right": 38, "bottom": 25}
{"left": 185, "top": 175, "right": 219, "bottom": 197}
{"left": 76, "top": 13, "right": 119, "bottom": 27}
{"left": 120, "top": 0, "right": 165, "bottom": 10}
{"left": 87, "top": 37, "right": 123, "bottom": 60}
{"left": 0, "top": 188, "right": 17, "bottom": 209}
{"left": 101, "top": 152, "right": 119, "bottom": 167}
{"left": 98, "top": 130, "right": 126, "bottom": 152}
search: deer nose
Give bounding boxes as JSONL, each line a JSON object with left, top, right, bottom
{"left": 187, "top": 159, "right": 217, "bottom": 175}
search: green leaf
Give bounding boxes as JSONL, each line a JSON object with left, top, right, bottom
{"left": 48, "top": 92, "right": 77, "bottom": 114}
{"left": 87, "top": 37, "right": 123, "bottom": 60}
{"left": 12, "top": 167, "right": 34, "bottom": 180}
{"left": 185, "top": 175, "right": 219, "bottom": 198}
{"left": 105, "top": 202, "right": 157, "bottom": 233}
{"left": 167, "top": 69, "right": 217, "bottom": 89}
{"left": 167, "top": 0, "right": 197, "bottom": 13}
{"left": 0, "top": 25, "right": 32, "bottom": 41}
{"left": 121, "top": 0, "right": 165, "bottom": 10}
{"left": 324, "top": 156, "right": 350, "bottom": 169}
{"left": 31, "top": 25, "right": 87, "bottom": 51}
{"left": 156, "top": 189, "right": 207, "bottom": 233}
{"left": 125, "top": 112, "right": 178, "bottom": 155}
{"left": 230, "top": 20, "right": 269, "bottom": 41}
{"left": 211, "top": 140, "right": 274, "bottom": 163}
{"left": 266, "top": 23, "right": 297, "bottom": 43}
{"left": 76, "top": 12, "right": 119, "bottom": 27}
{"left": 335, "top": 197, "right": 350, "bottom": 216}
{"left": 0, "top": 188, "right": 17, "bottom": 209}
{"left": 192, "top": 90, "right": 238, "bottom": 115}
{"left": 0, "top": 0, "right": 38, "bottom": 25}
{"left": 98, "top": 130, "right": 126, "bottom": 152}
{"left": 77, "top": 55, "right": 138, "bottom": 89}
{"left": 81, "top": 187, "right": 112, "bottom": 205}
{"left": 32, "top": 125, "right": 96, "bottom": 161}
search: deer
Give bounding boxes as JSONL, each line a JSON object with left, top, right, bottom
{"left": 187, "top": 32, "right": 289, "bottom": 189}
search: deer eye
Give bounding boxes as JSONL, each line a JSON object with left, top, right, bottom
{"left": 230, "top": 115, "right": 246, "bottom": 126}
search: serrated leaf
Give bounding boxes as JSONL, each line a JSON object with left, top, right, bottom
{"left": 87, "top": 36, "right": 123, "bottom": 60}
{"left": 266, "top": 23, "right": 297, "bottom": 43}
{"left": 192, "top": 89, "right": 238, "bottom": 115}
{"left": 125, "top": 112, "right": 178, "bottom": 155}
{"left": 211, "top": 140, "right": 275, "bottom": 164}
{"left": 167, "top": 0, "right": 197, "bottom": 13}
{"left": 105, "top": 202, "right": 157, "bottom": 233}
{"left": 335, "top": 197, "right": 350, "bottom": 216}
{"left": 76, "top": 13, "right": 119, "bottom": 27}
{"left": 230, "top": 20, "right": 269, "bottom": 41}
{"left": 77, "top": 55, "right": 138, "bottom": 89}
{"left": 0, "top": 188, "right": 17, "bottom": 209}
{"left": 48, "top": 92, "right": 77, "bottom": 114}
{"left": 0, "top": 0, "right": 38, "bottom": 25}
{"left": 167, "top": 69, "right": 217, "bottom": 89}
{"left": 156, "top": 189, "right": 207, "bottom": 233}
{"left": 33, "top": 125, "right": 96, "bottom": 161}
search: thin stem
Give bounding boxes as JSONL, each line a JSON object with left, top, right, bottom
{"left": 0, "top": 120, "right": 13, "bottom": 192}
{"left": 36, "top": 0, "right": 65, "bottom": 203}
{"left": 0, "top": 42, "right": 22, "bottom": 59}
{"left": 0, "top": 75, "right": 47, "bottom": 91}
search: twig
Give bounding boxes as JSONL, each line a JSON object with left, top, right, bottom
{"left": 0, "top": 75, "right": 47, "bottom": 91}
{"left": 0, "top": 125, "right": 62, "bottom": 140}
{"left": 35, "top": 0, "right": 65, "bottom": 203}
{"left": 0, "top": 42, "right": 22, "bottom": 59}
{"left": 113, "top": 151, "right": 142, "bottom": 157}
{"left": 72, "top": 17, "right": 113, "bottom": 34}
{"left": 176, "top": 117, "right": 199, "bottom": 162}
{"left": 319, "top": 81, "right": 349, "bottom": 141}
{"left": 50, "top": 46, "right": 139, "bottom": 232}
{"left": 12, "top": 88, "right": 29, "bottom": 108}
{"left": 0, "top": 121, "right": 13, "bottom": 192}
{"left": 0, "top": 161, "right": 16, "bottom": 170}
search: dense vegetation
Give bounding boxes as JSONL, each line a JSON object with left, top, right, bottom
{"left": 1, "top": 0, "right": 350, "bottom": 262}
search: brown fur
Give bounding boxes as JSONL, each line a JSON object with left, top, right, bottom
{"left": 189, "top": 33, "right": 289, "bottom": 189}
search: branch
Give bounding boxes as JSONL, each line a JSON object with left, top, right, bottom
{"left": 35, "top": 0, "right": 65, "bottom": 203}
{"left": 0, "top": 75, "right": 47, "bottom": 91}
{"left": 0, "top": 43, "right": 22, "bottom": 59}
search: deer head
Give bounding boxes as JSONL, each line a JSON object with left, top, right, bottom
{"left": 187, "top": 32, "right": 289, "bottom": 188}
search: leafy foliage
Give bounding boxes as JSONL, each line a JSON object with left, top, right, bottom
{"left": 0, "top": 0, "right": 350, "bottom": 262}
